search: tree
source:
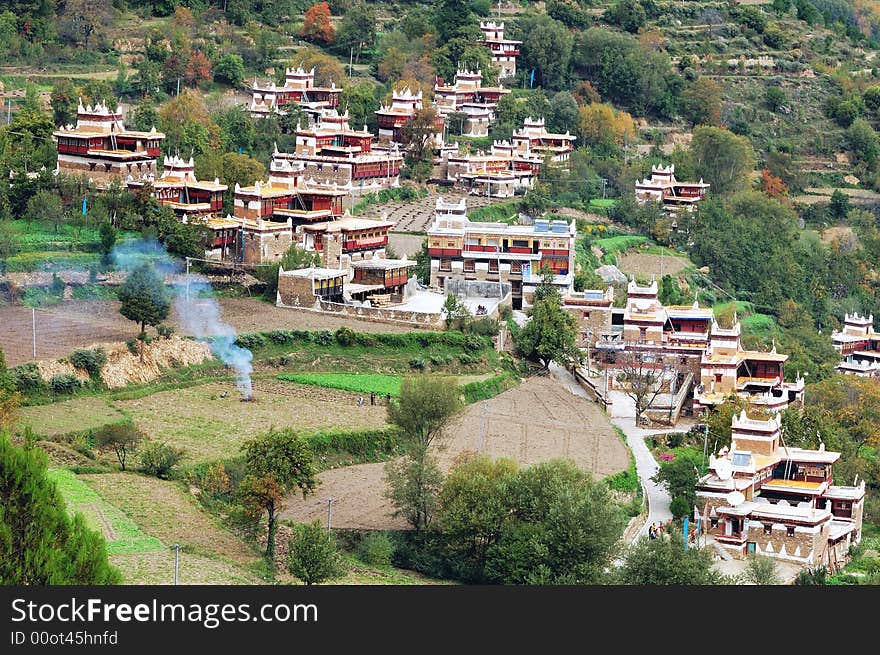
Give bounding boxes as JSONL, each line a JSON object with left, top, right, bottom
{"left": 99, "top": 221, "right": 116, "bottom": 266}
{"left": 334, "top": 3, "right": 376, "bottom": 65}
{"left": 547, "top": 91, "right": 579, "bottom": 135}
{"left": 400, "top": 107, "right": 439, "bottom": 182}
{"left": 434, "top": 0, "right": 473, "bottom": 43}
{"left": 829, "top": 189, "right": 851, "bottom": 219}
{"left": 618, "top": 531, "right": 723, "bottom": 584}
{"left": 0, "top": 432, "right": 121, "bottom": 584}
{"left": 577, "top": 102, "right": 635, "bottom": 152}
{"left": 184, "top": 50, "right": 213, "bottom": 88}
{"left": 384, "top": 450, "right": 445, "bottom": 532}
{"left": 389, "top": 376, "right": 462, "bottom": 451}
{"left": 518, "top": 15, "right": 573, "bottom": 91}
{"left": 442, "top": 293, "right": 471, "bottom": 329}
{"left": 616, "top": 350, "right": 677, "bottom": 423}
{"left": 689, "top": 126, "right": 756, "bottom": 195}
{"left": 213, "top": 53, "right": 245, "bottom": 87}
{"left": 301, "top": 2, "right": 335, "bottom": 45}
{"left": 765, "top": 86, "right": 786, "bottom": 113}
{"left": 24, "top": 189, "right": 65, "bottom": 234}
{"left": 340, "top": 80, "right": 379, "bottom": 134}
{"left": 515, "top": 290, "right": 582, "bottom": 369}
{"left": 50, "top": 79, "right": 78, "bottom": 126}
{"left": 239, "top": 429, "right": 318, "bottom": 563}
{"left": 117, "top": 261, "right": 171, "bottom": 362}
{"left": 0, "top": 347, "right": 19, "bottom": 430}
{"left": 604, "top": 0, "right": 647, "bottom": 34}
{"left": 680, "top": 77, "right": 722, "bottom": 127}
{"left": 847, "top": 118, "right": 879, "bottom": 167}
{"left": 742, "top": 554, "right": 781, "bottom": 585}
{"left": 58, "top": 0, "right": 113, "bottom": 48}
{"left": 286, "top": 520, "right": 347, "bottom": 585}
{"left": 653, "top": 451, "right": 700, "bottom": 512}
{"left": 95, "top": 422, "right": 144, "bottom": 471}
{"left": 413, "top": 238, "right": 431, "bottom": 284}
{"left": 255, "top": 243, "right": 320, "bottom": 299}
{"left": 761, "top": 168, "right": 788, "bottom": 198}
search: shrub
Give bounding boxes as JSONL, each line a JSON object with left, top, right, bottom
{"left": 312, "top": 330, "right": 334, "bottom": 345}
{"left": 464, "top": 335, "right": 488, "bottom": 352}
{"left": 409, "top": 357, "right": 426, "bottom": 370}
{"left": 666, "top": 432, "right": 684, "bottom": 448}
{"left": 461, "top": 373, "right": 518, "bottom": 403}
{"left": 335, "top": 326, "right": 357, "bottom": 347}
{"left": 156, "top": 324, "right": 175, "bottom": 340}
{"left": 68, "top": 348, "right": 107, "bottom": 377}
{"left": 358, "top": 532, "right": 395, "bottom": 567}
{"left": 125, "top": 339, "right": 140, "bottom": 356}
{"left": 464, "top": 317, "right": 500, "bottom": 336}
{"left": 235, "top": 333, "right": 266, "bottom": 349}
{"left": 50, "top": 374, "right": 81, "bottom": 395}
{"left": 139, "top": 441, "right": 186, "bottom": 479}
{"left": 429, "top": 353, "right": 453, "bottom": 366}
{"left": 498, "top": 305, "right": 513, "bottom": 321}
{"left": 267, "top": 330, "right": 294, "bottom": 344}
{"left": 13, "top": 363, "right": 46, "bottom": 393}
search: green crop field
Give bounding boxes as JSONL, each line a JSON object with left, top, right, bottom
{"left": 278, "top": 373, "right": 402, "bottom": 396}
{"left": 48, "top": 468, "right": 164, "bottom": 556}
{"left": 594, "top": 235, "right": 649, "bottom": 254}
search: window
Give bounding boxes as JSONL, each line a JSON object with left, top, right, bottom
{"left": 464, "top": 261, "right": 475, "bottom": 272}
{"left": 763, "top": 524, "right": 772, "bottom": 535}
{"left": 710, "top": 518, "right": 718, "bottom": 529}
{"left": 786, "top": 526, "right": 795, "bottom": 537}
{"left": 440, "top": 259, "right": 452, "bottom": 272}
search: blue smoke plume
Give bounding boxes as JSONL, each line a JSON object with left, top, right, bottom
{"left": 111, "top": 238, "right": 255, "bottom": 397}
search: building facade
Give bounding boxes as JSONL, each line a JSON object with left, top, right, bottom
{"left": 54, "top": 100, "right": 164, "bottom": 188}
{"left": 126, "top": 155, "right": 227, "bottom": 221}
{"left": 249, "top": 66, "right": 342, "bottom": 121}
{"left": 696, "top": 412, "right": 865, "bottom": 570}
{"left": 635, "top": 164, "right": 710, "bottom": 215}
{"left": 426, "top": 197, "right": 575, "bottom": 309}
{"left": 831, "top": 313, "right": 880, "bottom": 376}
{"left": 433, "top": 69, "right": 511, "bottom": 137}
{"left": 480, "top": 21, "right": 521, "bottom": 79}
{"left": 374, "top": 86, "right": 444, "bottom": 147}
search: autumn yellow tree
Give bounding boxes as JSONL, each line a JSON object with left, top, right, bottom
{"left": 291, "top": 48, "right": 346, "bottom": 87}
{"left": 301, "top": 2, "right": 335, "bottom": 45}
{"left": 761, "top": 168, "right": 789, "bottom": 199}
{"left": 577, "top": 102, "right": 635, "bottom": 151}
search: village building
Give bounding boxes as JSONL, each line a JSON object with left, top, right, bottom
{"left": 276, "top": 267, "right": 347, "bottom": 306}
{"left": 445, "top": 136, "right": 543, "bottom": 197}
{"left": 695, "top": 411, "right": 866, "bottom": 570}
{"left": 433, "top": 69, "right": 511, "bottom": 137}
{"left": 426, "top": 196, "right": 575, "bottom": 309}
{"left": 125, "top": 155, "right": 227, "bottom": 221}
{"left": 830, "top": 313, "right": 880, "bottom": 376}
{"left": 248, "top": 66, "right": 342, "bottom": 121}
{"left": 53, "top": 99, "right": 164, "bottom": 188}
{"left": 635, "top": 164, "right": 710, "bottom": 215}
{"left": 511, "top": 117, "right": 576, "bottom": 163}
{"left": 299, "top": 215, "right": 395, "bottom": 268}
{"left": 480, "top": 21, "right": 521, "bottom": 79}
{"left": 271, "top": 109, "right": 403, "bottom": 201}
{"left": 374, "top": 86, "right": 444, "bottom": 146}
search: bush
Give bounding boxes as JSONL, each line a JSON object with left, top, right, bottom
{"left": 498, "top": 305, "right": 513, "bottom": 321}
{"left": 358, "top": 532, "right": 395, "bottom": 567}
{"left": 335, "top": 326, "right": 357, "bottom": 347}
{"left": 125, "top": 339, "right": 140, "bottom": 356}
{"left": 312, "top": 330, "right": 334, "bottom": 346}
{"left": 464, "top": 335, "right": 488, "bottom": 352}
{"left": 50, "top": 374, "right": 81, "bottom": 395}
{"left": 139, "top": 441, "right": 186, "bottom": 479}
{"left": 267, "top": 330, "right": 294, "bottom": 344}
{"left": 409, "top": 357, "right": 426, "bottom": 370}
{"left": 235, "top": 333, "right": 266, "bottom": 350}
{"left": 464, "top": 317, "right": 500, "bottom": 336}
{"left": 156, "top": 324, "right": 175, "bottom": 340}
{"left": 461, "top": 373, "right": 518, "bottom": 403}
{"left": 13, "top": 363, "right": 46, "bottom": 393}
{"left": 68, "top": 348, "right": 107, "bottom": 377}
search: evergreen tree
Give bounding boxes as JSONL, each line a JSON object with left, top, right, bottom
{"left": 0, "top": 432, "right": 121, "bottom": 584}
{"left": 117, "top": 261, "right": 171, "bottom": 361}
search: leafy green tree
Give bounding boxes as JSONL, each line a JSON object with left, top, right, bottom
{"left": 239, "top": 429, "right": 318, "bottom": 563}
{"left": 680, "top": 77, "right": 722, "bottom": 127}
{"left": 255, "top": 243, "right": 320, "bottom": 299}
{"left": 516, "top": 289, "right": 582, "bottom": 369}
{"left": 117, "top": 261, "right": 171, "bottom": 361}
{"left": 389, "top": 376, "right": 463, "bottom": 450}
{"left": 604, "top": 0, "right": 647, "bottom": 33}
{"left": 847, "top": 118, "right": 879, "bottom": 167}
{"left": 333, "top": 3, "right": 376, "bottom": 65}
{"left": 50, "top": 79, "right": 79, "bottom": 126}
{"left": 434, "top": 0, "right": 474, "bottom": 42}
{"left": 287, "top": 520, "right": 347, "bottom": 585}
{"left": 213, "top": 53, "right": 245, "bottom": 86}
{"left": 340, "top": 80, "right": 379, "bottom": 134}
{"left": 413, "top": 238, "right": 431, "bottom": 284}
{"left": 547, "top": 91, "right": 579, "bottom": 135}
{"left": 99, "top": 221, "right": 116, "bottom": 266}
{"left": 442, "top": 293, "right": 471, "bottom": 329}
{"left": 618, "top": 531, "right": 723, "bottom": 584}
{"left": 95, "top": 422, "right": 143, "bottom": 471}
{"left": 0, "top": 432, "right": 121, "bottom": 584}
{"left": 689, "top": 126, "right": 756, "bottom": 195}
{"left": 517, "top": 15, "right": 573, "bottom": 91}
{"left": 653, "top": 451, "right": 700, "bottom": 511}
{"left": 24, "top": 189, "right": 65, "bottom": 234}
{"left": 384, "top": 449, "right": 445, "bottom": 532}
{"left": 766, "top": 86, "right": 786, "bottom": 112}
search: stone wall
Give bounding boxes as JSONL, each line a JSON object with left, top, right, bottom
{"left": 445, "top": 278, "right": 511, "bottom": 299}
{"left": 277, "top": 273, "right": 315, "bottom": 306}
{"left": 276, "top": 298, "right": 444, "bottom": 329}
{"left": 243, "top": 228, "right": 292, "bottom": 264}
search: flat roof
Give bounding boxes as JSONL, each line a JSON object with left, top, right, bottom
{"left": 281, "top": 267, "right": 346, "bottom": 280}
{"left": 350, "top": 258, "right": 416, "bottom": 271}
{"left": 301, "top": 217, "right": 394, "bottom": 232}
{"left": 824, "top": 485, "right": 865, "bottom": 501}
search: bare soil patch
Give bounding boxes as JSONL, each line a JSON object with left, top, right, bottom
{"left": 282, "top": 376, "right": 629, "bottom": 530}
{"left": 0, "top": 297, "right": 413, "bottom": 367}
{"left": 615, "top": 252, "right": 690, "bottom": 278}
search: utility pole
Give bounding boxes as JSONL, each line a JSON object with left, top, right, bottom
{"left": 185, "top": 257, "right": 191, "bottom": 302}
{"left": 172, "top": 543, "right": 180, "bottom": 585}
{"left": 349, "top": 47, "right": 353, "bottom": 78}
{"left": 702, "top": 423, "right": 709, "bottom": 470}
{"left": 176, "top": 78, "right": 180, "bottom": 96}
{"left": 32, "top": 307, "right": 36, "bottom": 359}
{"left": 326, "top": 498, "right": 335, "bottom": 530}
{"left": 601, "top": 177, "right": 608, "bottom": 199}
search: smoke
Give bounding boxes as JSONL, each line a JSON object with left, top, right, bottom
{"left": 111, "top": 239, "right": 254, "bottom": 397}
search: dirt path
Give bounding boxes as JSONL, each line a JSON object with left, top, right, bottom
{"left": 0, "top": 297, "right": 413, "bottom": 366}
{"left": 281, "top": 376, "right": 629, "bottom": 530}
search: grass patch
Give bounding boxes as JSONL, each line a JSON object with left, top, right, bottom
{"left": 468, "top": 201, "right": 520, "bottom": 225}
{"left": 594, "top": 235, "right": 649, "bottom": 254}
{"left": 48, "top": 468, "right": 164, "bottom": 556}
{"left": 460, "top": 372, "right": 520, "bottom": 403}
{"left": 16, "top": 396, "right": 126, "bottom": 437}
{"left": 4, "top": 251, "right": 101, "bottom": 273}
{"left": 589, "top": 198, "right": 617, "bottom": 210}
{"left": 278, "top": 373, "right": 402, "bottom": 397}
